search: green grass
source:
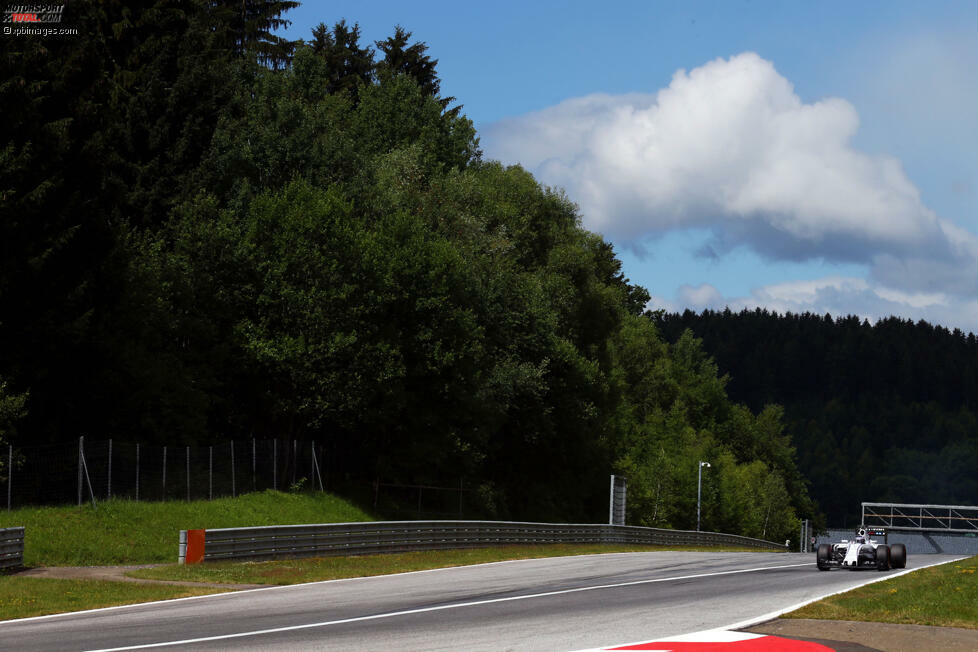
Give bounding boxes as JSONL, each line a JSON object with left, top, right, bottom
{"left": 0, "top": 577, "right": 223, "bottom": 621}
{"left": 785, "top": 555, "right": 978, "bottom": 629}
{"left": 129, "top": 543, "right": 767, "bottom": 585}
{"left": 0, "top": 490, "right": 374, "bottom": 566}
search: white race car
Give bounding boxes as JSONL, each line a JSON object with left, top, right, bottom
{"left": 816, "top": 527, "right": 907, "bottom": 571}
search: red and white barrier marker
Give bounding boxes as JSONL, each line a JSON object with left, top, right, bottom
{"left": 588, "top": 629, "right": 834, "bottom": 651}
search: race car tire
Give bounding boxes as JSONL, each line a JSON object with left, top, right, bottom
{"left": 816, "top": 543, "right": 832, "bottom": 570}
{"left": 890, "top": 543, "right": 907, "bottom": 569}
{"left": 876, "top": 544, "right": 890, "bottom": 571}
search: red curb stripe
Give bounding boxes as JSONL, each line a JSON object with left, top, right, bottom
{"left": 609, "top": 635, "right": 834, "bottom": 650}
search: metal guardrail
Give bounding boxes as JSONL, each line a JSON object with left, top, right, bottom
{"left": 0, "top": 527, "right": 25, "bottom": 571}
{"left": 863, "top": 502, "right": 978, "bottom": 533}
{"left": 178, "top": 520, "right": 786, "bottom": 563}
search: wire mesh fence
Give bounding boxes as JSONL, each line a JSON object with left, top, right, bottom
{"left": 2, "top": 437, "right": 327, "bottom": 509}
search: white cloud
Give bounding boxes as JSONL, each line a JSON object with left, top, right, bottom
{"left": 483, "top": 52, "right": 978, "bottom": 302}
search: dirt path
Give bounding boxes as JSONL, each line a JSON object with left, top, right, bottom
{"left": 744, "top": 618, "right": 978, "bottom": 651}
{"left": 14, "top": 565, "right": 270, "bottom": 591}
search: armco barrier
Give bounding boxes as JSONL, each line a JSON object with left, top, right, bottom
{"left": 178, "top": 521, "right": 786, "bottom": 563}
{"left": 0, "top": 527, "right": 25, "bottom": 571}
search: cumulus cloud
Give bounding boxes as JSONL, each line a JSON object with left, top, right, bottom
{"left": 483, "top": 52, "right": 978, "bottom": 300}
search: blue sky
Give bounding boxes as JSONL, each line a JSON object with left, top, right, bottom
{"left": 280, "top": 1, "right": 978, "bottom": 332}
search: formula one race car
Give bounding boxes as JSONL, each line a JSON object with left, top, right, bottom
{"left": 816, "top": 527, "right": 907, "bottom": 571}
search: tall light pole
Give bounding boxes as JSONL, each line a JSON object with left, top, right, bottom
{"left": 697, "top": 461, "right": 711, "bottom": 531}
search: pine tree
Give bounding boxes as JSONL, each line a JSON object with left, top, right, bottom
{"left": 310, "top": 20, "right": 375, "bottom": 100}
{"left": 214, "top": 0, "right": 300, "bottom": 69}
{"left": 375, "top": 26, "right": 441, "bottom": 98}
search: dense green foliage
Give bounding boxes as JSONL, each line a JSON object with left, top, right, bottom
{"left": 656, "top": 309, "right": 978, "bottom": 526}
{"left": 0, "top": 2, "right": 812, "bottom": 540}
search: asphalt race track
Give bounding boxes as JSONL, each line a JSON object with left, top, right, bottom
{"left": 0, "top": 552, "right": 962, "bottom": 651}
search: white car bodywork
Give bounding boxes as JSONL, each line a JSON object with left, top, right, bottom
{"left": 817, "top": 527, "right": 907, "bottom": 571}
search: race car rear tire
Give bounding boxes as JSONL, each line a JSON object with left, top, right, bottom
{"left": 876, "top": 544, "right": 890, "bottom": 571}
{"left": 890, "top": 543, "right": 907, "bottom": 569}
{"left": 816, "top": 543, "right": 832, "bottom": 570}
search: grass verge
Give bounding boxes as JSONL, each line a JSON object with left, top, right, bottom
{"left": 784, "top": 555, "right": 978, "bottom": 629}
{"left": 129, "top": 544, "right": 769, "bottom": 585}
{"left": 0, "top": 577, "right": 223, "bottom": 621}
{"left": 0, "top": 490, "right": 374, "bottom": 566}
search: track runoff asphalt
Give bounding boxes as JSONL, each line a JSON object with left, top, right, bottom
{"left": 0, "top": 551, "right": 964, "bottom": 651}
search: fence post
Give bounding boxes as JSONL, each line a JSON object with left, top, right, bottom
{"left": 252, "top": 438, "right": 256, "bottom": 492}
{"left": 79, "top": 438, "right": 97, "bottom": 509}
{"left": 208, "top": 446, "right": 213, "bottom": 500}
{"left": 78, "top": 436, "right": 83, "bottom": 506}
{"left": 136, "top": 443, "right": 140, "bottom": 501}
{"left": 107, "top": 439, "right": 112, "bottom": 500}
{"left": 292, "top": 440, "right": 297, "bottom": 486}
{"left": 186, "top": 446, "right": 190, "bottom": 502}
{"left": 162, "top": 446, "right": 167, "bottom": 501}
{"left": 273, "top": 440, "right": 277, "bottom": 491}
{"left": 230, "top": 440, "right": 235, "bottom": 498}
{"left": 7, "top": 444, "right": 12, "bottom": 511}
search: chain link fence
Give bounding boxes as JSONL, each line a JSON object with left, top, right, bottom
{"left": 2, "top": 437, "right": 328, "bottom": 509}
{"left": 2, "top": 437, "right": 474, "bottom": 518}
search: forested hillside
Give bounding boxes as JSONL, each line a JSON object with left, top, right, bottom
{"left": 1, "top": 1, "right": 813, "bottom": 539}
{"left": 656, "top": 309, "right": 978, "bottom": 526}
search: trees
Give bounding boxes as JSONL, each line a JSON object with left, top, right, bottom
{"left": 2, "top": 4, "right": 810, "bottom": 533}
{"left": 608, "top": 320, "right": 807, "bottom": 541}
{"left": 310, "top": 20, "right": 375, "bottom": 100}
{"left": 655, "top": 309, "right": 978, "bottom": 524}
{"left": 375, "top": 26, "right": 443, "bottom": 99}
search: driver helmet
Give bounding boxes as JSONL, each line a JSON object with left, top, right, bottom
{"left": 855, "top": 527, "right": 867, "bottom": 544}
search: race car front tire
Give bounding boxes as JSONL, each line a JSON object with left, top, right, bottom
{"left": 816, "top": 543, "right": 832, "bottom": 570}
{"left": 890, "top": 543, "right": 907, "bottom": 569}
{"left": 875, "top": 544, "right": 890, "bottom": 571}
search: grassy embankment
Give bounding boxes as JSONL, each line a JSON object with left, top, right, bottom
{"left": 0, "top": 490, "right": 374, "bottom": 567}
{"left": 0, "top": 490, "right": 375, "bottom": 620}
{"left": 784, "top": 554, "right": 978, "bottom": 629}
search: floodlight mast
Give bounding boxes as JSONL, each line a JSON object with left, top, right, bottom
{"left": 697, "top": 461, "right": 711, "bottom": 531}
